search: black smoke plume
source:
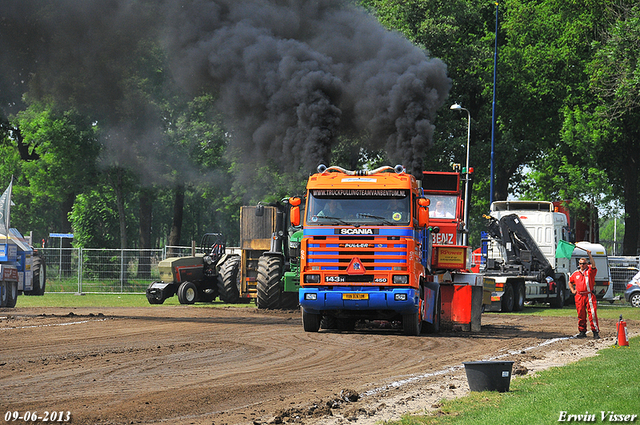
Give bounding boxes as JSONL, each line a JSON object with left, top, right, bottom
{"left": 1, "top": 0, "right": 450, "bottom": 176}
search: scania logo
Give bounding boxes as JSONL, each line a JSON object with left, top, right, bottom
{"left": 337, "top": 228, "right": 376, "bottom": 235}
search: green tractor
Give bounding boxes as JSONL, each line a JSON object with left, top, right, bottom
{"left": 218, "top": 198, "right": 303, "bottom": 309}
{"left": 146, "top": 233, "right": 227, "bottom": 304}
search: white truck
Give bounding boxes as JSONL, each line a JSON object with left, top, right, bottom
{"left": 481, "top": 201, "right": 575, "bottom": 312}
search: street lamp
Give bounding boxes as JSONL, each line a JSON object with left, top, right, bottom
{"left": 450, "top": 103, "right": 471, "bottom": 246}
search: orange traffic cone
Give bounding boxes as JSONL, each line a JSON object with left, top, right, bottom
{"left": 617, "top": 314, "right": 629, "bottom": 347}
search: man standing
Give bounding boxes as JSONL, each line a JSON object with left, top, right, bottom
{"left": 568, "top": 249, "right": 600, "bottom": 339}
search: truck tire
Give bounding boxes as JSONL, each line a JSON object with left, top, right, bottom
{"left": 513, "top": 283, "right": 525, "bottom": 311}
{"left": 0, "top": 281, "right": 8, "bottom": 307}
{"left": 5, "top": 281, "right": 18, "bottom": 308}
{"left": 403, "top": 311, "right": 422, "bottom": 336}
{"left": 28, "top": 255, "right": 47, "bottom": 296}
{"left": 550, "top": 283, "right": 565, "bottom": 309}
{"left": 177, "top": 281, "right": 198, "bottom": 304}
{"left": 320, "top": 315, "right": 337, "bottom": 329}
{"left": 256, "top": 255, "right": 284, "bottom": 309}
{"left": 218, "top": 255, "right": 241, "bottom": 304}
{"left": 501, "top": 283, "right": 515, "bottom": 312}
{"left": 302, "top": 307, "right": 321, "bottom": 332}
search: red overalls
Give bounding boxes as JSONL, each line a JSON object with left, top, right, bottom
{"left": 569, "top": 265, "right": 599, "bottom": 333}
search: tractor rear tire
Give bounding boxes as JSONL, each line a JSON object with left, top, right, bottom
{"left": 256, "top": 255, "right": 284, "bottom": 309}
{"left": 218, "top": 255, "right": 241, "bottom": 304}
{"left": 177, "top": 281, "right": 198, "bottom": 304}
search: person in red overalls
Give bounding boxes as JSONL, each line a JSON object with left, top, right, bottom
{"left": 568, "top": 249, "right": 600, "bottom": 339}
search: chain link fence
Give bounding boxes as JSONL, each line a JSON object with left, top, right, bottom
{"left": 39, "top": 246, "right": 239, "bottom": 294}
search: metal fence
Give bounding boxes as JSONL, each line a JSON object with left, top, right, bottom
{"left": 39, "top": 246, "right": 240, "bottom": 294}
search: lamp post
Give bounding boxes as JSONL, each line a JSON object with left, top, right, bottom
{"left": 450, "top": 103, "right": 471, "bottom": 246}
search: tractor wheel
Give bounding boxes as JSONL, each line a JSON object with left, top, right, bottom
{"left": 177, "top": 281, "right": 198, "bottom": 304}
{"left": 218, "top": 255, "right": 241, "bottom": 304}
{"left": 27, "top": 255, "right": 47, "bottom": 296}
{"left": 302, "top": 307, "right": 321, "bottom": 332}
{"left": 501, "top": 283, "right": 515, "bottom": 312}
{"left": 513, "top": 284, "right": 525, "bottom": 311}
{"left": 256, "top": 255, "right": 284, "bottom": 309}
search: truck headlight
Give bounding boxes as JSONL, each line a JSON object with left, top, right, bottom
{"left": 392, "top": 275, "right": 408, "bottom": 284}
{"left": 304, "top": 293, "right": 318, "bottom": 300}
{"left": 304, "top": 274, "right": 320, "bottom": 283}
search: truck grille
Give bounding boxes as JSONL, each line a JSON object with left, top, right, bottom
{"left": 306, "top": 236, "right": 408, "bottom": 272}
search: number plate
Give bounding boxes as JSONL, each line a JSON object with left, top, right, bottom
{"left": 343, "top": 293, "right": 369, "bottom": 300}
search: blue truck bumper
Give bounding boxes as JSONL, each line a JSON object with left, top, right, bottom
{"left": 299, "top": 287, "right": 420, "bottom": 315}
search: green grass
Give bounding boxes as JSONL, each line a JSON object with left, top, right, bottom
{"left": 393, "top": 336, "right": 640, "bottom": 425}
{"left": 13, "top": 293, "right": 252, "bottom": 308}
{"left": 484, "top": 302, "right": 640, "bottom": 321}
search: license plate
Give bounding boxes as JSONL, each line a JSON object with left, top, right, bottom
{"left": 343, "top": 293, "right": 369, "bottom": 300}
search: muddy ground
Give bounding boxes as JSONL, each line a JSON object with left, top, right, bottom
{"left": 1, "top": 306, "right": 634, "bottom": 425}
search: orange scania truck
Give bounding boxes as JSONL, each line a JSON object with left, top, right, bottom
{"left": 298, "top": 164, "right": 485, "bottom": 336}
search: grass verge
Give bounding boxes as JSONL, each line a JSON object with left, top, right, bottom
{"left": 12, "top": 293, "right": 250, "bottom": 308}
{"left": 393, "top": 336, "right": 640, "bottom": 425}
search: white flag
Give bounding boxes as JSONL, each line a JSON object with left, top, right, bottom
{"left": 0, "top": 178, "right": 13, "bottom": 235}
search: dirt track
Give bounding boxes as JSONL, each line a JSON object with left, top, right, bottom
{"left": 0, "top": 306, "right": 632, "bottom": 425}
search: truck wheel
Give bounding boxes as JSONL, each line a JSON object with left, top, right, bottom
{"left": 5, "top": 281, "right": 18, "bottom": 308}
{"left": 337, "top": 318, "right": 356, "bottom": 331}
{"left": 256, "top": 255, "right": 283, "bottom": 309}
{"left": 403, "top": 311, "right": 422, "bottom": 336}
{"left": 0, "top": 281, "right": 7, "bottom": 307}
{"left": 31, "top": 255, "right": 47, "bottom": 296}
{"left": 218, "top": 256, "right": 241, "bottom": 304}
{"left": 177, "top": 281, "right": 198, "bottom": 304}
{"left": 501, "top": 283, "right": 514, "bottom": 312}
{"left": 550, "top": 283, "right": 565, "bottom": 309}
{"left": 302, "top": 308, "right": 321, "bottom": 332}
{"left": 320, "top": 315, "right": 337, "bottom": 329}
{"left": 513, "top": 284, "right": 525, "bottom": 311}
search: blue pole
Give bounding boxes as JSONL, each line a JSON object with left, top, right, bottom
{"left": 490, "top": 2, "right": 499, "bottom": 205}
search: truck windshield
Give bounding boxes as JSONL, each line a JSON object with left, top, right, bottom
{"left": 306, "top": 189, "right": 411, "bottom": 226}
{"left": 425, "top": 195, "right": 457, "bottom": 219}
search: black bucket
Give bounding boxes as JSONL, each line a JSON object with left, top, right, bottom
{"left": 463, "top": 361, "right": 514, "bottom": 392}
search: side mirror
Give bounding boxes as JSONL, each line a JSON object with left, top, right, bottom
{"left": 417, "top": 198, "right": 430, "bottom": 227}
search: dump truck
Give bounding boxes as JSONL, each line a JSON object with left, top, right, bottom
{"left": 298, "top": 164, "right": 485, "bottom": 336}
{"left": 0, "top": 228, "right": 47, "bottom": 308}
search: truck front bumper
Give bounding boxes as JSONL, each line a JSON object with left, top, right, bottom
{"left": 299, "top": 287, "right": 419, "bottom": 315}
